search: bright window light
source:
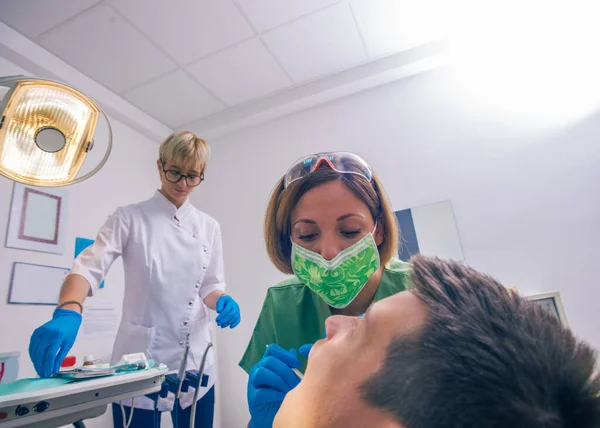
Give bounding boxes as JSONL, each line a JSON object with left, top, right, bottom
{"left": 447, "top": 0, "right": 600, "bottom": 123}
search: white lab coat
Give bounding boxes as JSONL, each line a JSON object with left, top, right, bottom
{"left": 71, "top": 190, "right": 224, "bottom": 410}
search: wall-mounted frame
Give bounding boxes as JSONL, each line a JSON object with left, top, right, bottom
{"left": 395, "top": 200, "right": 464, "bottom": 262}
{"left": 8, "top": 262, "right": 69, "bottom": 305}
{"left": 526, "top": 291, "right": 569, "bottom": 327}
{"left": 5, "top": 183, "right": 68, "bottom": 254}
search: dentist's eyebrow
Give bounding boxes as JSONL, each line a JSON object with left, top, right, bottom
{"left": 337, "top": 213, "right": 364, "bottom": 221}
{"left": 293, "top": 219, "right": 317, "bottom": 226}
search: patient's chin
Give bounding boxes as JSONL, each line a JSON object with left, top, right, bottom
{"left": 273, "top": 385, "right": 311, "bottom": 427}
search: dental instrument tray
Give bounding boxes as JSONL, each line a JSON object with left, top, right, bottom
{"left": 54, "top": 367, "right": 116, "bottom": 379}
{"left": 54, "top": 361, "right": 152, "bottom": 379}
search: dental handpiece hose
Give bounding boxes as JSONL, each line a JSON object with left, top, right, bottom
{"left": 189, "top": 342, "right": 213, "bottom": 428}
{"left": 173, "top": 334, "right": 191, "bottom": 428}
{"left": 177, "top": 334, "right": 191, "bottom": 399}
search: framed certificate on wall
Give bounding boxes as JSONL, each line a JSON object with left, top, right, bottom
{"left": 5, "top": 183, "right": 68, "bottom": 254}
{"left": 526, "top": 291, "right": 569, "bottom": 327}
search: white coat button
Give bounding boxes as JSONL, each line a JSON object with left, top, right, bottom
{"left": 179, "top": 341, "right": 184, "bottom": 346}
{"left": 203, "top": 247, "right": 208, "bottom": 253}
{"left": 195, "top": 283, "right": 199, "bottom": 289}
{"left": 202, "top": 265, "right": 207, "bottom": 270}
{"left": 188, "top": 301, "right": 193, "bottom": 306}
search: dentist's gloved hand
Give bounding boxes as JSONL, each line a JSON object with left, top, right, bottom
{"left": 248, "top": 344, "right": 302, "bottom": 428}
{"left": 29, "top": 308, "right": 82, "bottom": 378}
{"left": 299, "top": 343, "right": 313, "bottom": 359}
{"left": 216, "top": 295, "right": 240, "bottom": 328}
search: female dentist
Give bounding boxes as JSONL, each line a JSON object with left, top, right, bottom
{"left": 240, "top": 152, "right": 411, "bottom": 427}
{"left": 28, "top": 131, "right": 241, "bottom": 428}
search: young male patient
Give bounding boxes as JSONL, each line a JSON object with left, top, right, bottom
{"left": 274, "top": 255, "right": 600, "bottom": 428}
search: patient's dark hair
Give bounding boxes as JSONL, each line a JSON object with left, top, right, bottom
{"left": 361, "top": 255, "right": 600, "bottom": 428}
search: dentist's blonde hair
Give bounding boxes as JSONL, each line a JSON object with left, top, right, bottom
{"left": 159, "top": 130, "right": 210, "bottom": 174}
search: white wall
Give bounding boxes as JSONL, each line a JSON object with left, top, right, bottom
{"left": 0, "top": 57, "right": 161, "bottom": 428}
{"left": 194, "top": 68, "right": 600, "bottom": 427}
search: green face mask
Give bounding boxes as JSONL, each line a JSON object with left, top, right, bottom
{"left": 291, "top": 230, "right": 380, "bottom": 308}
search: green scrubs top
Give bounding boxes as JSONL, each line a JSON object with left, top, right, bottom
{"left": 239, "top": 259, "right": 412, "bottom": 374}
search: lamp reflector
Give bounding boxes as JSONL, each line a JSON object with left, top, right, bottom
{"left": 0, "top": 79, "right": 100, "bottom": 186}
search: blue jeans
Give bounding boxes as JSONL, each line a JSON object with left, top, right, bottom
{"left": 111, "top": 386, "right": 215, "bottom": 428}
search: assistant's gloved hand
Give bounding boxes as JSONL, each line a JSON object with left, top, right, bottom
{"left": 29, "top": 308, "right": 82, "bottom": 378}
{"left": 248, "top": 344, "right": 302, "bottom": 428}
{"left": 216, "top": 295, "right": 241, "bottom": 328}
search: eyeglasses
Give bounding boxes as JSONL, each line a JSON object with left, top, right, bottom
{"left": 284, "top": 152, "right": 373, "bottom": 188}
{"left": 162, "top": 164, "right": 204, "bottom": 187}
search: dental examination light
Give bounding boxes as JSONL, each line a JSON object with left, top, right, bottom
{"left": 0, "top": 76, "right": 112, "bottom": 187}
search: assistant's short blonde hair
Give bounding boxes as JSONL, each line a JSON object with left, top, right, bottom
{"left": 159, "top": 130, "right": 210, "bottom": 173}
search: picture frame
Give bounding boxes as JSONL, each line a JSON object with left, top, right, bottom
{"left": 526, "top": 291, "right": 569, "bottom": 327}
{"left": 395, "top": 200, "right": 464, "bottom": 262}
{"left": 8, "top": 261, "right": 69, "bottom": 305}
{"left": 5, "top": 182, "right": 68, "bottom": 254}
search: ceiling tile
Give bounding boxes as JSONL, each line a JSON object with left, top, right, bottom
{"left": 108, "top": 0, "right": 254, "bottom": 65}
{"left": 0, "top": 0, "right": 102, "bottom": 38}
{"left": 36, "top": 4, "right": 177, "bottom": 93}
{"left": 350, "top": 0, "right": 448, "bottom": 58}
{"left": 186, "top": 38, "right": 291, "bottom": 106}
{"left": 262, "top": 2, "right": 367, "bottom": 83}
{"left": 235, "top": 0, "right": 340, "bottom": 32}
{"left": 123, "top": 70, "right": 225, "bottom": 128}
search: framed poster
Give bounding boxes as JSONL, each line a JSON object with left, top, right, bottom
{"left": 8, "top": 262, "right": 69, "bottom": 305}
{"left": 395, "top": 200, "right": 464, "bottom": 262}
{"left": 5, "top": 183, "right": 68, "bottom": 254}
{"left": 526, "top": 291, "right": 569, "bottom": 327}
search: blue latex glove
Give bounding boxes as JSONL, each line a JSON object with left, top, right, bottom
{"left": 299, "top": 344, "right": 313, "bottom": 359}
{"left": 29, "top": 308, "right": 82, "bottom": 378}
{"left": 215, "top": 295, "right": 240, "bottom": 328}
{"left": 248, "top": 344, "right": 302, "bottom": 428}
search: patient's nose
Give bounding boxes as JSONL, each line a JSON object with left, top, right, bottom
{"left": 324, "top": 315, "right": 358, "bottom": 339}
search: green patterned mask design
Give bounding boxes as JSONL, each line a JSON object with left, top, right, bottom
{"left": 291, "top": 232, "right": 380, "bottom": 308}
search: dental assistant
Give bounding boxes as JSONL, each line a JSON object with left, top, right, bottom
{"left": 28, "top": 131, "right": 241, "bottom": 428}
{"left": 240, "top": 152, "right": 412, "bottom": 428}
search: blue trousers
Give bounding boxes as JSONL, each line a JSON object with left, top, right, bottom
{"left": 111, "top": 386, "right": 215, "bottom": 428}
